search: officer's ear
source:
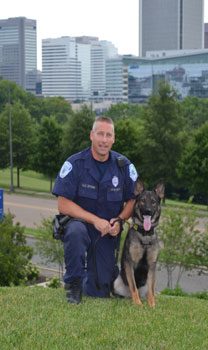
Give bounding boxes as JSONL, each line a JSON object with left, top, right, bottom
{"left": 90, "top": 130, "right": 93, "bottom": 142}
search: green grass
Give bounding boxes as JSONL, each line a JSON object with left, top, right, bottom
{"left": 1, "top": 168, "right": 208, "bottom": 213}
{"left": 164, "top": 198, "right": 208, "bottom": 213}
{"left": 0, "top": 168, "right": 52, "bottom": 193}
{"left": 0, "top": 287, "right": 208, "bottom": 350}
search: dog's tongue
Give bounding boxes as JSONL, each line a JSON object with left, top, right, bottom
{"left": 143, "top": 216, "right": 151, "bottom": 231}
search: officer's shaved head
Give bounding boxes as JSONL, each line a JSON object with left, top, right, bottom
{"left": 92, "top": 116, "right": 114, "bottom": 133}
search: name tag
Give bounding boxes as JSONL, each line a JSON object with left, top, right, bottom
{"left": 81, "top": 183, "right": 96, "bottom": 190}
{"left": 108, "top": 187, "right": 122, "bottom": 192}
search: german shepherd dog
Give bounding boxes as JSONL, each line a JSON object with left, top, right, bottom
{"left": 113, "top": 178, "right": 165, "bottom": 307}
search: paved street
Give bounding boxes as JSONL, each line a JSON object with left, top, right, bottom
{"left": 4, "top": 192, "right": 58, "bottom": 228}
{"left": 3, "top": 191, "right": 208, "bottom": 293}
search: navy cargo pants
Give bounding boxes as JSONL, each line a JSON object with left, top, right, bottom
{"left": 62, "top": 220, "right": 119, "bottom": 298}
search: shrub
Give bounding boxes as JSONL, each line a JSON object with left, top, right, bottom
{"left": 46, "top": 275, "right": 62, "bottom": 288}
{"left": 158, "top": 203, "right": 202, "bottom": 289}
{"left": 35, "top": 216, "right": 64, "bottom": 279}
{"left": 0, "top": 212, "right": 33, "bottom": 286}
{"left": 25, "top": 262, "right": 40, "bottom": 282}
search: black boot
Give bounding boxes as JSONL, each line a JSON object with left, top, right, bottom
{"left": 65, "top": 278, "right": 82, "bottom": 304}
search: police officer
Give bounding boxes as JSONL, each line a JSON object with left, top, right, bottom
{"left": 52, "top": 116, "right": 138, "bottom": 304}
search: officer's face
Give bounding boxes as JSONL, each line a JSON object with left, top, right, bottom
{"left": 90, "top": 121, "right": 115, "bottom": 161}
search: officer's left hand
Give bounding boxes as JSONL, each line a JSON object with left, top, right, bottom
{"left": 109, "top": 218, "right": 120, "bottom": 236}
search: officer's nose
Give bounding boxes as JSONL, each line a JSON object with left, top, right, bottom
{"left": 102, "top": 134, "right": 108, "bottom": 142}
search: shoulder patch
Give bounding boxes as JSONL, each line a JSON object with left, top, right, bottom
{"left": 129, "top": 163, "right": 138, "bottom": 182}
{"left": 59, "top": 161, "right": 73, "bottom": 178}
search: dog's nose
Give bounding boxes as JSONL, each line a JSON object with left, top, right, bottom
{"left": 143, "top": 208, "right": 152, "bottom": 216}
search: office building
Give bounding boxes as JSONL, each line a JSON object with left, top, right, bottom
{"left": 90, "top": 40, "right": 118, "bottom": 100}
{"left": 205, "top": 23, "right": 208, "bottom": 48}
{"left": 105, "top": 56, "right": 128, "bottom": 102}
{"left": 42, "top": 36, "right": 91, "bottom": 101}
{"left": 127, "top": 50, "right": 208, "bottom": 103}
{"left": 0, "top": 17, "right": 37, "bottom": 94}
{"left": 42, "top": 36, "right": 118, "bottom": 102}
{"left": 139, "top": 0, "right": 204, "bottom": 57}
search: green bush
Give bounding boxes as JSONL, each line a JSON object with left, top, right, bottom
{"left": 46, "top": 274, "right": 62, "bottom": 288}
{"left": 0, "top": 212, "right": 33, "bottom": 286}
{"left": 161, "top": 285, "right": 208, "bottom": 300}
{"left": 25, "top": 262, "right": 40, "bottom": 282}
{"left": 161, "top": 285, "right": 189, "bottom": 297}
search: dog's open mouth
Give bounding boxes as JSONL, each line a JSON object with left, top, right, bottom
{"left": 143, "top": 215, "right": 152, "bottom": 231}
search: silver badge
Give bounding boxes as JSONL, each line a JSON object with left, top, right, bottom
{"left": 112, "top": 176, "right": 119, "bottom": 187}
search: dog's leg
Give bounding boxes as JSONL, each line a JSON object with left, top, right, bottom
{"left": 147, "top": 264, "right": 157, "bottom": 308}
{"left": 125, "top": 263, "right": 142, "bottom": 306}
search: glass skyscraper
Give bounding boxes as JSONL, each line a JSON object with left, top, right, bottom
{"left": 0, "top": 17, "right": 37, "bottom": 94}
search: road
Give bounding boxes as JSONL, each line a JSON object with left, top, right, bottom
{"left": 4, "top": 192, "right": 58, "bottom": 228}
{"left": 3, "top": 192, "right": 208, "bottom": 293}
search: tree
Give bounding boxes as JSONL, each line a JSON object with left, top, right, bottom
{"left": 35, "top": 216, "right": 64, "bottom": 280}
{"left": 33, "top": 116, "right": 63, "bottom": 192}
{"left": 141, "top": 82, "right": 185, "bottom": 186}
{"left": 113, "top": 118, "right": 144, "bottom": 171}
{"left": 43, "top": 97, "right": 73, "bottom": 124}
{"left": 62, "top": 104, "right": 95, "bottom": 159}
{"left": 180, "top": 96, "right": 208, "bottom": 130}
{"left": 177, "top": 120, "right": 208, "bottom": 198}
{"left": 0, "top": 101, "right": 35, "bottom": 187}
{"left": 0, "top": 212, "right": 33, "bottom": 286}
{"left": 0, "top": 80, "right": 27, "bottom": 114}
{"left": 106, "top": 102, "right": 143, "bottom": 122}
{"left": 158, "top": 205, "right": 201, "bottom": 289}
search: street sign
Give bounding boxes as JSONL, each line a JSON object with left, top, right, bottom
{"left": 0, "top": 189, "right": 4, "bottom": 221}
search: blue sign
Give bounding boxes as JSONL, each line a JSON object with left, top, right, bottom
{"left": 0, "top": 189, "right": 4, "bottom": 221}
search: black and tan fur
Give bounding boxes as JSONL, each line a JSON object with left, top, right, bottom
{"left": 113, "top": 178, "right": 165, "bottom": 307}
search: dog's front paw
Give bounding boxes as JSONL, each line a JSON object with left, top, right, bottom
{"left": 148, "top": 296, "right": 155, "bottom": 308}
{"left": 133, "top": 296, "right": 142, "bottom": 306}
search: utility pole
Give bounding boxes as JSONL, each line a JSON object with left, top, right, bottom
{"left": 8, "top": 86, "right": 14, "bottom": 192}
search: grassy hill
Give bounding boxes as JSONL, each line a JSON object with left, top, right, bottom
{"left": 1, "top": 168, "right": 208, "bottom": 212}
{"left": 0, "top": 286, "right": 208, "bottom": 350}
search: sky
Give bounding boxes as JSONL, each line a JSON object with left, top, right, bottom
{"left": 1, "top": 0, "right": 208, "bottom": 70}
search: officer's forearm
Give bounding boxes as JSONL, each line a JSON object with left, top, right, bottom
{"left": 119, "top": 199, "right": 135, "bottom": 220}
{"left": 58, "top": 196, "right": 99, "bottom": 225}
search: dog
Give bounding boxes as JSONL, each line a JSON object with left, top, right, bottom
{"left": 113, "top": 178, "right": 165, "bottom": 307}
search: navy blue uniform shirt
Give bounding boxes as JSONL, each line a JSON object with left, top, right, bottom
{"left": 52, "top": 147, "right": 138, "bottom": 221}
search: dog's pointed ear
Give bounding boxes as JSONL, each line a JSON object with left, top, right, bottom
{"left": 134, "top": 177, "right": 145, "bottom": 196}
{"left": 155, "top": 180, "right": 165, "bottom": 199}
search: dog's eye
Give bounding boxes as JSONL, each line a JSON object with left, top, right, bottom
{"left": 141, "top": 198, "right": 146, "bottom": 204}
{"left": 151, "top": 199, "right": 156, "bottom": 205}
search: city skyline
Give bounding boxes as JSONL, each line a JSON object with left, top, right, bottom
{"left": 1, "top": 0, "right": 208, "bottom": 71}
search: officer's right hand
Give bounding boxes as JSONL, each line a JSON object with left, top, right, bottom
{"left": 94, "top": 218, "right": 111, "bottom": 237}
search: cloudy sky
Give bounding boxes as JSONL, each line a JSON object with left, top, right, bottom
{"left": 1, "top": 0, "right": 208, "bottom": 70}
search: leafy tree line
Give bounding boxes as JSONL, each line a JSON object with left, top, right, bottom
{"left": 0, "top": 79, "right": 207, "bottom": 203}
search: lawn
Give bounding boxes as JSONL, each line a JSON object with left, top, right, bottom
{"left": 0, "top": 168, "right": 52, "bottom": 193}
{"left": 1, "top": 168, "right": 207, "bottom": 212}
{"left": 0, "top": 287, "right": 208, "bottom": 350}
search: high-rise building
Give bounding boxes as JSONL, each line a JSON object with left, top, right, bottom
{"left": 105, "top": 56, "right": 128, "bottom": 102}
{"left": 0, "top": 17, "right": 37, "bottom": 93}
{"left": 205, "top": 23, "right": 208, "bottom": 48}
{"left": 42, "top": 36, "right": 118, "bottom": 102}
{"left": 42, "top": 36, "right": 91, "bottom": 101}
{"left": 139, "top": 0, "right": 204, "bottom": 57}
{"left": 90, "top": 40, "right": 118, "bottom": 99}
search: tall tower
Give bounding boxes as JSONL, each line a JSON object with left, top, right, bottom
{"left": 139, "top": 0, "right": 204, "bottom": 57}
{"left": 205, "top": 23, "right": 208, "bottom": 48}
{"left": 42, "top": 36, "right": 91, "bottom": 101}
{"left": 0, "top": 17, "right": 37, "bottom": 93}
